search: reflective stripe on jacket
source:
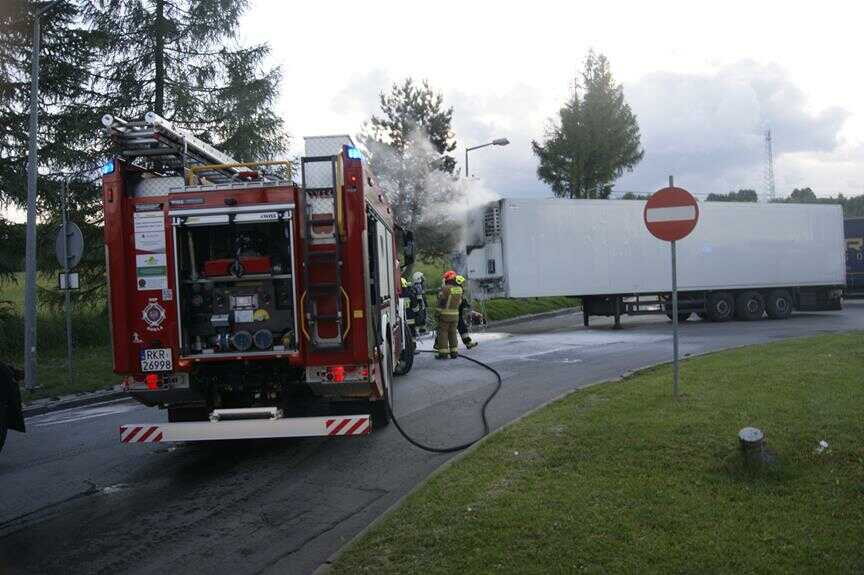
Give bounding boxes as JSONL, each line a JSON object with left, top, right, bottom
{"left": 436, "top": 285, "right": 463, "bottom": 318}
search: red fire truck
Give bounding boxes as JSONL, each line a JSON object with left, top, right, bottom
{"left": 101, "top": 112, "right": 414, "bottom": 443}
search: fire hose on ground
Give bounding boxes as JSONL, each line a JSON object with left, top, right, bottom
{"left": 379, "top": 348, "right": 503, "bottom": 454}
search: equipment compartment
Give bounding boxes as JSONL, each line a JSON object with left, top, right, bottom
{"left": 172, "top": 206, "right": 298, "bottom": 358}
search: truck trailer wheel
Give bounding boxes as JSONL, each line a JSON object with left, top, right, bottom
{"left": 765, "top": 289, "right": 793, "bottom": 319}
{"left": 735, "top": 291, "right": 765, "bottom": 321}
{"left": 706, "top": 292, "right": 735, "bottom": 322}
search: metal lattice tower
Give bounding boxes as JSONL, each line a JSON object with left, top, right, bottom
{"left": 764, "top": 128, "right": 776, "bottom": 202}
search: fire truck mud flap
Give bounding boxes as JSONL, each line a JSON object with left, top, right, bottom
{"left": 119, "top": 414, "right": 371, "bottom": 443}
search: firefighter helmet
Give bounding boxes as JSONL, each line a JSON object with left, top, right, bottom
{"left": 455, "top": 275, "right": 466, "bottom": 286}
{"left": 443, "top": 270, "right": 457, "bottom": 281}
{"left": 412, "top": 271, "right": 424, "bottom": 284}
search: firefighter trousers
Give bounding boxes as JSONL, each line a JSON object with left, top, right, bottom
{"left": 435, "top": 317, "right": 459, "bottom": 357}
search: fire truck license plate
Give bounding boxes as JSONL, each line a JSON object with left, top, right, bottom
{"left": 140, "top": 348, "right": 172, "bottom": 372}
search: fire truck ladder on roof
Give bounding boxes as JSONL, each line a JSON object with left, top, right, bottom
{"left": 300, "top": 154, "right": 347, "bottom": 350}
{"left": 101, "top": 112, "right": 263, "bottom": 185}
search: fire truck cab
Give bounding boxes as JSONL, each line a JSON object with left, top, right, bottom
{"left": 101, "top": 113, "right": 413, "bottom": 443}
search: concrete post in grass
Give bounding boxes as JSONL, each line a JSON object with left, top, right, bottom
{"left": 738, "top": 427, "right": 765, "bottom": 466}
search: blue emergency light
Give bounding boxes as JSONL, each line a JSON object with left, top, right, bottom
{"left": 101, "top": 160, "right": 115, "bottom": 175}
{"left": 346, "top": 146, "right": 362, "bottom": 160}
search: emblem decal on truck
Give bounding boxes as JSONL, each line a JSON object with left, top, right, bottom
{"left": 142, "top": 300, "right": 166, "bottom": 330}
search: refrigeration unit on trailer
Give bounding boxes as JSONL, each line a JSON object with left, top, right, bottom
{"left": 464, "top": 198, "right": 845, "bottom": 326}
{"left": 101, "top": 113, "right": 414, "bottom": 443}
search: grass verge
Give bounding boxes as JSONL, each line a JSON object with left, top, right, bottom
{"left": 480, "top": 296, "right": 578, "bottom": 322}
{"left": 331, "top": 333, "right": 864, "bottom": 574}
{"left": 14, "top": 347, "right": 117, "bottom": 401}
{"left": 2, "top": 273, "right": 116, "bottom": 401}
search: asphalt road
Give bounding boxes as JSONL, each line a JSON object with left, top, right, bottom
{"left": 2, "top": 303, "right": 863, "bottom": 574}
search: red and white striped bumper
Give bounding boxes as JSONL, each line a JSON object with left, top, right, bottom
{"left": 119, "top": 414, "right": 371, "bottom": 443}
{"left": 120, "top": 425, "right": 163, "bottom": 443}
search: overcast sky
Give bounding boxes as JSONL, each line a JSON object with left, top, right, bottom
{"left": 239, "top": 0, "right": 864, "bottom": 201}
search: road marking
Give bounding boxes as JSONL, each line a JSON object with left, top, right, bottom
{"left": 30, "top": 401, "right": 141, "bottom": 428}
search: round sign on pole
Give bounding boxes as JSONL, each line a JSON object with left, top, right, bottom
{"left": 55, "top": 222, "right": 84, "bottom": 269}
{"left": 643, "top": 187, "right": 699, "bottom": 242}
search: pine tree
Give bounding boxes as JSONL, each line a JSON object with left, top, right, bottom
{"left": 0, "top": 0, "right": 289, "bottom": 303}
{"left": 0, "top": 0, "right": 98, "bottom": 209}
{"left": 0, "top": 1, "right": 106, "bottom": 304}
{"left": 360, "top": 78, "right": 461, "bottom": 260}
{"left": 532, "top": 52, "right": 644, "bottom": 198}
{"left": 83, "top": 0, "right": 288, "bottom": 161}
{"left": 364, "top": 78, "right": 457, "bottom": 174}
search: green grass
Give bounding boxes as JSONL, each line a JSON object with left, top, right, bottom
{"left": 2, "top": 272, "right": 116, "bottom": 401}
{"left": 19, "top": 347, "right": 117, "bottom": 400}
{"left": 332, "top": 333, "right": 864, "bottom": 574}
{"left": 0, "top": 271, "right": 27, "bottom": 308}
{"left": 480, "top": 296, "right": 579, "bottom": 322}
{"left": 411, "top": 259, "right": 578, "bottom": 325}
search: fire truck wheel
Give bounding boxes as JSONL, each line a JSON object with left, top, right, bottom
{"left": 370, "top": 344, "right": 394, "bottom": 429}
{"left": 394, "top": 330, "right": 416, "bottom": 376}
{"left": 370, "top": 394, "right": 389, "bottom": 430}
{"left": 0, "top": 407, "right": 7, "bottom": 454}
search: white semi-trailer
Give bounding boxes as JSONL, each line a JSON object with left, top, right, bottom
{"left": 464, "top": 198, "right": 845, "bottom": 326}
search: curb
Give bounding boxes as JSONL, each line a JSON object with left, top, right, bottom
{"left": 415, "top": 306, "right": 582, "bottom": 342}
{"left": 23, "top": 388, "right": 129, "bottom": 418}
{"left": 315, "top": 348, "right": 618, "bottom": 575}
{"left": 312, "top": 333, "right": 833, "bottom": 574}
{"left": 313, "top": 363, "right": 618, "bottom": 575}
{"left": 485, "top": 305, "right": 581, "bottom": 328}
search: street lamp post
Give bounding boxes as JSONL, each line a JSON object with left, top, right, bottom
{"left": 464, "top": 137, "right": 509, "bottom": 178}
{"left": 24, "top": 0, "right": 61, "bottom": 392}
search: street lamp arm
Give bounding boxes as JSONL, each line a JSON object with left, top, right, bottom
{"left": 466, "top": 142, "right": 495, "bottom": 153}
{"left": 464, "top": 137, "right": 510, "bottom": 178}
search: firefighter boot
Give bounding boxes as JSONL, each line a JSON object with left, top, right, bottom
{"left": 434, "top": 327, "right": 450, "bottom": 359}
{"left": 462, "top": 336, "right": 478, "bottom": 349}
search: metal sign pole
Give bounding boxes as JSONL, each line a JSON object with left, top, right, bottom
{"left": 62, "top": 178, "right": 74, "bottom": 388}
{"left": 671, "top": 239, "right": 679, "bottom": 397}
{"left": 23, "top": 15, "right": 43, "bottom": 392}
{"left": 668, "top": 175, "right": 680, "bottom": 397}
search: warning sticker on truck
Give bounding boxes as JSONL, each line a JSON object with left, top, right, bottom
{"left": 136, "top": 253, "right": 168, "bottom": 291}
{"left": 134, "top": 212, "right": 166, "bottom": 252}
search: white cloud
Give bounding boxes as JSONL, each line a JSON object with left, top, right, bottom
{"left": 616, "top": 61, "right": 850, "bottom": 198}
{"left": 243, "top": 1, "right": 864, "bottom": 201}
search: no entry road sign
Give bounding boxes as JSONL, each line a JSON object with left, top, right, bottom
{"left": 644, "top": 186, "right": 699, "bottom": 242}
{"left": 645, "top": 178, "right": 699, "bottom": 399}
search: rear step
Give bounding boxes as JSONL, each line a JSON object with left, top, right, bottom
{"left": 119, "top": 413, "right": 371, "bottom": 443}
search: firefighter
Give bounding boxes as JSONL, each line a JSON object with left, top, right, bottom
{"left": 435, "top": 270, "right": 462, "bottom": 359}
{"left": 455, "top": 275, "right": 478, "bottom": 349}
{"left": 410, "top": 271, "right": 428, "bottom": 333}
{"left": 401, "top": 277, "right": 421, "bottom": 331}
